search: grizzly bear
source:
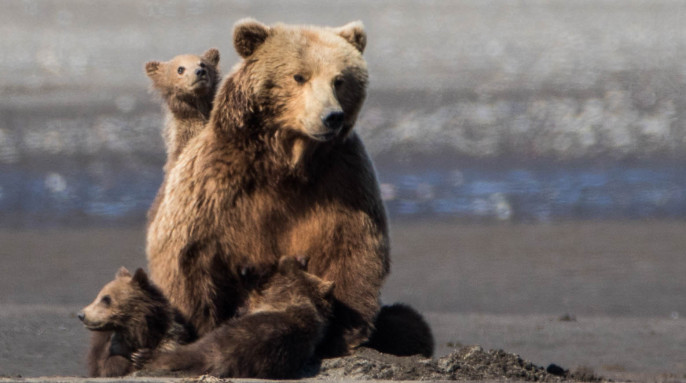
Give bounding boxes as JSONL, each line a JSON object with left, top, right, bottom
{"left": 144, "top": 48, "right": 221, "bottom": 224}
{"left": 79, "top": 267, "right": 196, "bottom": 377}
{"left": 137, "top": 256, "right": 334, "bottom": 378}
{"left": 146, "top": 19, "right": 389, "bottom": 357}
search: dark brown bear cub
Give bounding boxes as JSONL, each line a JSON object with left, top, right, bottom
{"left": 139, "top": 256, "right": 334, "bottom": 379}
{"left": 79, "top": 267, "right": 196, "bottom": 377}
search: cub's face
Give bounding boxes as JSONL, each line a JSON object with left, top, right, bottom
{"left": 145, "top": 48, "right": 220, "bottom": 97}
{"left": 234, "top": 20, "right": 368, "bottom": 142}
{"left": 245, "top": 256, "right": 334, "bottom": 313}
{"left": 78, "top": 267, "right": 136, "bottom": 331}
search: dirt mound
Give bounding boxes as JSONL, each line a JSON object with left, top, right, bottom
{"left": 312, "top": 346, "right": 605, "bottom": 381}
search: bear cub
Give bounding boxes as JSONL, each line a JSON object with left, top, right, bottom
{"left": 138, "top": 256, "right": 334, "bottom": 379}
{"left": 79, "top": 267, "right": 196, "bottom": 377}
{"left": 145, "top": 48, "right": 220, "bottom": 167}
{"left": 144, "top": 48, "right": 220, "bottom": 224}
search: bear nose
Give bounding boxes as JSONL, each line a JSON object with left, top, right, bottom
{"left": 322, "top": 111, "right": 345, "bottom": 131}
{"left": 195, "top": 68, "right": 206, "bottom": 77}
{"left": 78, "top": 312, "right": 85, "bottom": 322}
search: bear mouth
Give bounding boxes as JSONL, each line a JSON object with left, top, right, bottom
{"left": 311, "top": 130, "right": 340, "bottom": 142}
{"left": 190, "top": 78, "right": 210, "bottom": 90}
{"left": 83, "top": 320, "right": 113, "bottom": 331}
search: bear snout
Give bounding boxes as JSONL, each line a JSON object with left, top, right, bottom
{"left": 322, "top": 110, "right": 345, "bottom": 132}
{"left": 78, "top": 312, "right": 85, "bottom": 322}
{"left": 195, "top": 68, "right": 207, "bottom": 77}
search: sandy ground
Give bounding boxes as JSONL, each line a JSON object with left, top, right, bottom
{"left": 1, "top": 221, "right": 685, "bottom": 381}
{"left": 2, "top": 2, "right": 686, "bottom": 382}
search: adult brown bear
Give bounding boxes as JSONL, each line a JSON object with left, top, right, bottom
{"left": 146, "top": 18, "right": 389, "bottom": 356}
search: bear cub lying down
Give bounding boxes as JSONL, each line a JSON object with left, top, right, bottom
{"left": 80, "top": 257, "right": 333, "bottom": 378}
{"left": 138, "top": 256, "right": 334, "bottom": 378}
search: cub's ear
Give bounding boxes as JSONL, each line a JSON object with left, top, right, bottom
{"left": 202, "top": 48, "right": 220, "bottom": 67}
{"left": 319, "top": 280, "right": 335, "bottom": 297}
{"left": 145, "top": 61, "right": 161, "bottom": 78}
{"left": 233, "top": 18, "right": 270, "bottom": 58}
{"left": 132, "top": 268, "right": 150, "bottom": 287}
{"left": 295, "top": 255, "right": 309, "bottom": 268}
{"left": 334, "top": 21, "right": 366, "bottom": 53}
{"left": 116, "top": 266, "right": 131, "bottom": 279}
{"left": 277, "top": 256, "right": 302, "bottom": 274}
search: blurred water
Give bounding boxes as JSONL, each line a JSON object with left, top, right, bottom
{"left": 379, "top": 164, "right": 685, "bottom": 222}
{"left": 2, "top": 0, "right": 686, "bottom": 226}
{"left": 1, "top": 146, "right": 684, "bottom": 227}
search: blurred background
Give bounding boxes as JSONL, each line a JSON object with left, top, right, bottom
{"left": 3, "top": 0, "right": 686, "bottom": 225}
{"left": 1, "top": 0, "right": 686, "bottom": 378}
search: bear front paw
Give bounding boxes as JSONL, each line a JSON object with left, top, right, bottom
{"left": 130, "top": 348, "right": 153, "bottom": 370}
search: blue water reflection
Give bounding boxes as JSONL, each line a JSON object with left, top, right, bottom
{"left": 379, "top": 165, "right": 686, "bottom": 222}
{"left": 1, "top": 163, "right": 685, "bottom": 226}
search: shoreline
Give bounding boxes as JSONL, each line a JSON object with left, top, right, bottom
{"left": 1, "top": 220, "right": 685, "bottom": 379}
{"left": 0, "top": 304, "right": 682, "bottom": 381}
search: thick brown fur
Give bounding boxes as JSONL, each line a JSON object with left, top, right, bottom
{"left": 145, "top": 48, "right": 221, "bottom": 225}
{"left": 366, "top": 303, "right": 435, "bottom": 358}
{"left": 140, "top": 256, "right": 334, "bottom": 378}
{"left": 80, "top": 267, "right": 196, "bottom": 377}
{"left": 86, "top": 332, "right": 132, "bottom": 378}
{"left": 146, "top": 19, "right": 389, "bottom": 357}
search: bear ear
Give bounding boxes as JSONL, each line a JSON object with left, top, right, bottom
{"left": 202, "top": 48, "right": 220, "bottom": 67}
{"left": 319, "top": 280, "right": 335, "bottom": 297}
{"left": 334, "top": 21, "right": 366, "bottom": 53}
{"left": 295, "top": 255, "right": 309, "bottom": 268}
{"left": 116, "top": 266, "right": 131, "bottom": 279}
{"left": 277, "top": 256, "right": 302, "bottom": 274}
{"left": 145, "top": 61, "right": 161, "bottom": 78}
{"left": 233, "top": 18, "right": 270, "bottom": 58}
{"left": 131, "top": 268, "right": 150, "bottom": 287}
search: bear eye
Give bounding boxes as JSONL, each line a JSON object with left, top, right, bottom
{"left": 199, "top": 62, "right": 206, "bottom": 68}
{"left": 334, "top": 77, "right": 344, "bottom": 88}
{"left": 293, "top": 74, "right": 306, "bottom": 84}
{"left": 101, "top": 295, "right": 111, "bottom": 306}
{"left": 177, "top": 66, "right": 185, "bottom": 75}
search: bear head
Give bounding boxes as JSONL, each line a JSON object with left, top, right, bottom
{"left": 230, "top": 19, "right": 368, "bottom": 143}
{"left": 145, "top": 48, "right": 220, "bottom": 99}
{"left": 78, "top": 267, "right": 162, "bottom": 331}
{"left": 245, "top": 256, "right": 335, "bottom": 316}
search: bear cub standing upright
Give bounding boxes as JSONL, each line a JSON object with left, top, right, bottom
{"left": 145, "top": 48, "right": 220, "bottom": 168}
{"left": 79, "top": 267, "right": 196, "bottom": 377}
{"left": 144, "top": 48, "right": 220, "bottom": 223}
{"left": 138, "top": 256, "right": 334, "bottom": 379}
